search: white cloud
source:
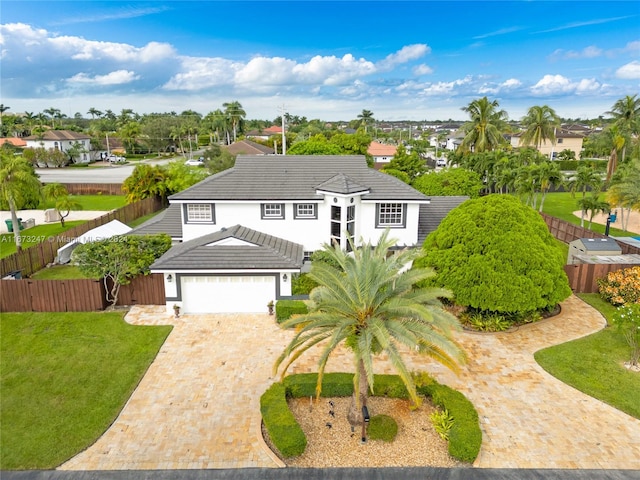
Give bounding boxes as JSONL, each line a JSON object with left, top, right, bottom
{"left": 615, "top": 60, "right": 640, "bottom": 79}
{"left": 163, "top": 57, "right": 241, "bottom": 90}
{"left": 531, "top": 74, "right": 603, "bottom": 95}
{"left": 292, "top": 54, "right": 376, "bottom": 85}
{"left": 377, "top": 44, "right": 430, "bottom": 70}
{"left": 413, "top": 64, "right": 434, "bottom": 76}
{"left": 549, "top": 45, "right": 603, "bottom": 61}
{"left": 67, "top": 70, "right": 140, "bottom": 85}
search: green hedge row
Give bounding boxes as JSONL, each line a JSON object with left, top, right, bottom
{"left": 261, "top": 372, "right": 481, "bottom": 463}
{"left": 557, "top": 159, "right": 607, "bottom": 172}
{"left": 418, "top": 379, "right": 482, "bottom": 463}
{"left": 259, "top": 383, "right": 307, "bottom": 457}
{"left": 275, "top": 300, "right": 308, "bottom": 324}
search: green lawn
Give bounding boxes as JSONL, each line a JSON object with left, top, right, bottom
{"left": 534, "top": 293, "right": 640, "bottom": 420}
{"left": 29, "top": 265, "right": 96, "bottom": 280}
{"left": 0, "top": 312, "right": 172, "bottom": 469}
{"left": 541, "top": 192, "right": 634, "bottom": 237}
{"left": 0, "top": 221, "right": 85, "bottom": 258}
{"left": 41, "top": 194, "right": 126, "bottom": 211}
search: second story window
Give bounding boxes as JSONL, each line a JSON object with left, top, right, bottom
{"left": 261, "top": 203, "right": 285, "bottom": 219}
{"left": 294, "top": 203, "right": 317, "bottom": 219}
{"left": 186, "top": 203, "right": 214, "bottom": 223}
{"left": 376, "top": 203, "right": 406, "bottom": 227}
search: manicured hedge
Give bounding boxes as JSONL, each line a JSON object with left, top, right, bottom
{"left": 260, "top": 383, "right": 307, "bottom": 457}
{"left": 275, "top": 300, "right": 308, "bottom": 323}
{"left": 418, "top": 379, "right": 482, "bottom": 463}
{"left": 262, "top": 372, "right": 481, "bottom": 463}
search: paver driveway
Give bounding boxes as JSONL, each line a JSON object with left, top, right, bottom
{"left": 60, "top": 295, "right": 640, "bottom": 470}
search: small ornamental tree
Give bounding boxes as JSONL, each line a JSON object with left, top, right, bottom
{"left": 612, "top": 303, "right": 640, "bottom": 368}
{"left": 415, "top": 194, "right": 571, "bottom": 314}
{"left": 71, "top": 234, "right": 171, "bottom": 307}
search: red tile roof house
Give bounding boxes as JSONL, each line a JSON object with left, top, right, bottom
{"left": 367, "top": 141, "right": 397, "bottom": 168}
{"left": 23, "top": 130, "right": 93, "bottom": 163}
{"left": 0, "top": 137, "right": 27, "bottom": 148}
{"left": 133, "top": 154, "right": 467, "bottom": 314}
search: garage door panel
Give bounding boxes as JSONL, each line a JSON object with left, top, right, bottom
{"left": 181, "top": 275, "right": 275, "bottom": 313}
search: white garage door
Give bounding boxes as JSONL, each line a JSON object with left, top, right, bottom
{"left": 181, "top": 275, "right": 276, "bottom": 313}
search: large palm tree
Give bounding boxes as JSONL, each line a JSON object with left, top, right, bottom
{"left": 222, "top": 101, "right": 246, "bottom": 143}
{"left": 607, "top": 159, "right": 640, "bottom": 231}
{"left": 578, "top": 194, "right": 610, "bottom": 229}
{"left": 520, "top": 105, "right": 560, "bottom": 151}
{"left": 0, "top": 152, "right": 42, "bottom": 251}
{"left": 460, "top": 96, "right": 508, "bottom": 153}
{"left": 606, "top": 94, "right": 640, "bottom": 165}
{"left": 0, "top": 104, "right": 10, "bottom": 127}
{"left": 568, "top": 164, "right": 603, "bottom": 227}
{"left": 274, "top": 231, "right": 465, "bottom": 426}
{"left": 357, "top": 109, "right": 375, "bottom": 132}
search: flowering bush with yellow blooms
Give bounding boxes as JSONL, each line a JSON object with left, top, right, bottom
{"left": 597, "top": 266, "right": 640, "bottom": 307}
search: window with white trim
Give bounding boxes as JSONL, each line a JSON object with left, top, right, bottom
{"left": 377, "top": 203, "right": 405, "bottom": 227}
{"left": 261, "top": 203, "right": 284, "bottom": 219}
{"left": 186, "top": 203, "right": 213, "bottom": 222}
{"left": 294, "top": 203, "right": 316, "bottom": 219}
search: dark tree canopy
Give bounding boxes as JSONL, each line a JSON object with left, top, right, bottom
{"left": 415, "top": 194, "right": 571, "bottom": 313}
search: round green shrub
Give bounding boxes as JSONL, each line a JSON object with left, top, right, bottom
{"left": 416, "top": 194, "right": 571, "bottom": 314}
{"left": 367, "top": 414, "right": 398, "bottom": 442}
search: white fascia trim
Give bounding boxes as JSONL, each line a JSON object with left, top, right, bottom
{"left": 315, "top": 190, "right": 370, "bottom": 198}
{"left": 360, "top": 199, "right": 431, "bottom": 204}
{"left": 169, "top": 199, "right": 322, "bottom": 204}
{"left": 151, "top": 269, "right": 300, "bottom": 275}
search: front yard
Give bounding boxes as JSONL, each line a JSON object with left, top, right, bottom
{"left": 0, "top": 311, "right": 172, "bottom": 469}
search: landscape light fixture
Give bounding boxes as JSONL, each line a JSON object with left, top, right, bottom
{"left": 283, "top": 274, "right": 288, "bottom": 282}
{"left": 166, "top": 274, "right": 173, "bottom": 283}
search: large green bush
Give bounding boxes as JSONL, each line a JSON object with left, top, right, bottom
{"left": 415, "top": 194, "right": 571, "bottom": 314}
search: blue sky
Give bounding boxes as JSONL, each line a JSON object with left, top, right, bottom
{"left": 1, "top": 1, "right": 639, "bottom": 122}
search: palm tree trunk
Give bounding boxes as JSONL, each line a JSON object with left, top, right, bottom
{"left": 9, "top": 196, "right": 22, "bottom": 252}
{"left": 347, "top": 358, "right": 369, "bottom": 426}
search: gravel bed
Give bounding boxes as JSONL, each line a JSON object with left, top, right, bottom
{"left": 263, "top": 396, "right": 465, "bottom": 468}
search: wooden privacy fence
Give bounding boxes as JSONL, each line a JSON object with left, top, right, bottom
{"left": 0, "top": 196, "right": 163, "bottom": 278}
{"left": 563, "top": 264, "right": 637, "bottom": 294}
{"left": 57, "top": 183, "right": 124, "bottom": 195}
{"left": 0, "top": 273, "right": 165, "bottom": 312}
{"left": 540, "top": 213, "right": 640, "bottom": 255}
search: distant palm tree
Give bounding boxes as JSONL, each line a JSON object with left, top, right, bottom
{"left": 567, "top": 164, "right": 603, "bottom": 227}
{"left": 520, "top": 105, "right": 560, "bottom": 152}
{"left": 274, "top": 231, "right": 465, "bottom": 427}
{"left": 87, "top": 107, "right": 103, "bottom": 120}
{"left": 460, "top": 97, "right": 508, "bottom": 153}
{"left": 578, "top": 194, "right": 610, "bottom": 229}
{"left": 605, "top": 125, "right": 626, "bottom": 182}
{"left": 43, "top": 107, "right": 61, "bottom": 128}
{"left": 0, "top": 104, "right": 10, "bottom": 127}
{"left": 357, "top": 109, "right": 375, "bottom": 132}
{"left": 223, "top": 101, "right": 246, "bottom": 143}
{"left": 606, "top": 94, "right": 640, "bottom": 164}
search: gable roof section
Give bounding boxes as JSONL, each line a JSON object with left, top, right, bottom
{"left": 224, "top": 139, "right": 275, "bottom": 155}
{"left": 170, "top": 155, "right": 429, "bottom": 202}
{"left": 418, "top": 196, "right": 469, "bottom": 245}
{"left": 130, "top": 204, "right": 183, "bottom": 238}
{"left": 151, "top": 224, "right": 303, "bottom": 271}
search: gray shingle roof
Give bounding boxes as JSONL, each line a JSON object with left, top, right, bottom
{"left": 315, "top": 173, "right": 369, "bottom": 194}
{"left": 418, "top": 196, "right": 469, "bottom": 245}
{"left": 151, "top": 225, "right": 303, "bottom": 271}
{"left": 169, "top": 155, "right": 429, "bottom": 202}
{"left": 130, "top": 204, "right": 183, "bottom": 238}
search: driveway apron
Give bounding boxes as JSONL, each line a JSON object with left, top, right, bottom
{"left": 59, "top": 295, "right": 640, "bottom": 470}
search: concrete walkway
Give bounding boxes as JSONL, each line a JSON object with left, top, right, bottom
{"left": 59, "top": 295, "right": 640, "bottom": 471}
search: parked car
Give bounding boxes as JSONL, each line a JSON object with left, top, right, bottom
{"left": 107, "top": 154, "right": 126, "bottom": 163}
{"left": 185, "top": 157, "right": 205, "bottom": 166}
{"left": 436, "top": 158, "right": 447, "bottom": 167}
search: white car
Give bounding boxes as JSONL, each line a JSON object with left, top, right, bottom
{"left": 185, "top": 157, "right": 205, "bottom": 166}
{"left": 436, "top": 158, "right": 447, "bottom": 167}
{"left": 107, "top": 154, "right": 125, "bottom": 163}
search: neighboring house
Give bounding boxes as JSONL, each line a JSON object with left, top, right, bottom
{"left": 23, "top": 130, "right": 92, "bottom": 163}
{"left": 141, "top": 154, "right": 447, "bottom": 314}
{"left": 510, "top": 128, "right": 585, "bottom": 159}
{"left": 367, "top": 141, "right": 397, "bottom": 164}
{"left": 245, "top": 125, "right": 283, "bottom": 141}
{"left": 0, "top": 137, "right": 27, "bottom": 148}
{"left": 224, "top": 139, "right": 275, "bottom": 156}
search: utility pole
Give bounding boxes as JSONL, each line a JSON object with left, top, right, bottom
{"left": 278, "top": 104, "right": 287, "bottom": 155}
